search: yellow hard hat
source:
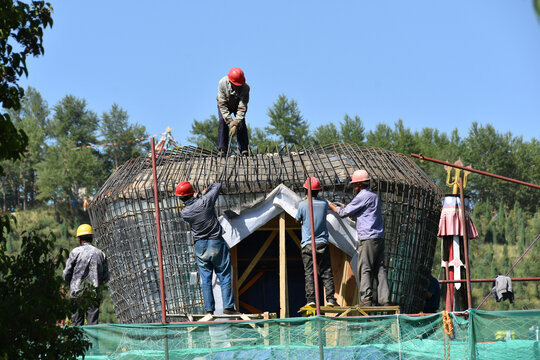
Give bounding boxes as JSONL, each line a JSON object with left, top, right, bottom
{"left": 76, "top": 224, "right": 94, "bottom": 237}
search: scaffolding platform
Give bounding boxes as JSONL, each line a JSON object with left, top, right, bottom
{"left": 299, "top": 305, "right": 400, "bottom": 317}
{"left": 167, "top": 311, "right": 277, "bottom": 323}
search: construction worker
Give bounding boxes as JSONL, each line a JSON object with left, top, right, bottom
{"left": 175, "top": 181, "right": 238, "bottom": 315}
{"left": 217, "top": 67, "right": 250, "bottom": 156}
{"left": 329, "top": 170, "right": 391, "bottom": 306}
{"left": 296, "top": 177, "right": 338, "bottom": 308}
{"left": 63, "top": 224, "right": 110, "bottom": 325}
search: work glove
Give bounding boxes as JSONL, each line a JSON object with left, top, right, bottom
{"left": 229, "top": 119, "right": 239, "bottom": 128}
{"left": 229, "top": 124, "right": 237, "bottom": 137}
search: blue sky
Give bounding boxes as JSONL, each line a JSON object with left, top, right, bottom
{"left": 21, "top": 1, "right": 540, "bottom": 146}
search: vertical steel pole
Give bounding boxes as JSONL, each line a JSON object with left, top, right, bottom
{"left": 458, "top": 178, "right": 473, "bottom": 309}
{"left": 307, "top": 177, "right": 321, "bottom": 315}
{"left": 151, "top": 138, "right": 167, "bottom": 324}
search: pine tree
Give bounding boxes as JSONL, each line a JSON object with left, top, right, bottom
{"left": 313, "top": 123, "right": 340, "bottom": 145}
{"left": 266, "top": 94, "right": 310, "bottom": 146}
{"left": 340, "top": 114, "right": 365, "bottom": 145}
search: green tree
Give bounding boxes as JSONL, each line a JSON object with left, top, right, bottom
{"left": 497, "top": 202, "right": 505, "bottom": 244}
{"left": 49, "top": 95, "right": 99, "bottom": 146}
{"left": 0, "top": 1, "right": 53, "bottom": 175}
{"left": 340, "top": 114, "right": 365, "bottom": 145}
{"left": 266, "top": 94, "right": 310, "bottom": 146}
{"left": 366, "top": 123, "right": 393, "bottom": 149}
{"left": 391, "top": 119, "right": 417, "bottom": 155}
{"left": 249, "top": 126, "right": 281, "bottom": 152}
{"left": 313, "top": 123, "right": 340, "bottom": 145}
{"left": 11, "top": 87, "right": 49, "bottom": 209}
{"left": 35, "top": 146, "right": 63, "bottom": 215}
{"left": 509, "top": 137, "right": 540, "bottom": 213}
{"left": 463, "top": 123, "right": 515, "bottom": 207}
{"left": 101, "top": 103, "right": 148, "bottom": 170}
{"left": 0, "top": 3, "right": 91, "bottom": 357}
{"left": 414, "top": 128, "right": 451, "bottom": 188}
{"left": 0, "top": 220, "right": 90, "bottom": 359}
{"left": 188, "top": 115, "right": 219, "bottom": 150}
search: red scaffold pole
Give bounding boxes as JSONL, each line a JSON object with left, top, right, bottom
{"left": 151, "top": 138, "right": 167, "bottom": 323}
{"left": 410, "top": 153, "right": 540, "bottom": 190}
{"left": 307, "top": 177, "right": 321, "bottom": 316}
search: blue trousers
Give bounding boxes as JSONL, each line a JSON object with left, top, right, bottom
{"left": 194, "top": 239, "right": 235, "bottom": 312}
{"left": 217, "top": 105, "right": 249, "bottom": 152}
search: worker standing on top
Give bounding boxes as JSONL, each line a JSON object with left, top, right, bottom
{"left": 329, "top": 170, "right": 391, "bottom": 306}
{"left": 217, "top": 67, "right": 250, "bottom": 156}
{"left": 175, "top": 181, "right": 238, "bottom": 315}
{"left": 296, "top": 177, "right": 338, "bottom": 308}
{"left": 63, "top": 224, "right": 110, "bottom": 325}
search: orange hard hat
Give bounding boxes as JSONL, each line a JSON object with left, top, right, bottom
{"left": 175, "top": 181, "right": 195, "bottom": 197}
{"left": 303, "top": 177, "right": 322, "bottom": 191}
{"left": 350, "top": 170, "right": 370, "bottom": 184}
{"left": 227, "top": 67, "right": 245, "bottom": 86}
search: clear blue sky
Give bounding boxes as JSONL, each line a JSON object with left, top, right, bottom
{"left": 21, "top": 1, "right": 540, "bottom": 146}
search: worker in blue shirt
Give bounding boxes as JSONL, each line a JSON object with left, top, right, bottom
{"left": 176, "top": 181, "right": 238, "bottom": 315}
{"left": 329, "top": 170, "right": 391, "bottom": 306}
{"left": 296, "top": 177, "right": 338, "bottom": 308}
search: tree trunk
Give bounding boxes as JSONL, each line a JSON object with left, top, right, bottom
{"left": 22, "top": 168, "right": 27, "bottom": 211}
{"left": 1, "top": 177, "right": 6, "bottom": 212}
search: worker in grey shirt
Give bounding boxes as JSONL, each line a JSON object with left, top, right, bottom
{"left": 63, "top": 224, "right": 110, "bottom": 325}
{"left": 329, "top": 170, "right": 391, "bottom": 306}
{"left": 217, "top": 67, "right": 250, "bottom": 155}
{"left": 176, "top": 181, "right": 237, "bottom": 315}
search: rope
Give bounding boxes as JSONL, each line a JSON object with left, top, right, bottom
{"left": 442, "top": 311, "right": 453, "bottom": 360}
{"left": 476, "top": 233, "right": 540, "bottom": 310}
{"left": 442, "top": 311, "right": 453, "bottom": 336}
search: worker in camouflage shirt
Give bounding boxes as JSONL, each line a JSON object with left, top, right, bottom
{"left": 63, "top": 224, "right": 110, "bottom": 325}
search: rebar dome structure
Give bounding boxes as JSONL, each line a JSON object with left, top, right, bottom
{"left": 90, "top": 138, "right": 443, "bottom": 323}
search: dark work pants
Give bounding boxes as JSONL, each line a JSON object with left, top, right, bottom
{"left": 301, "top": 243, "right": 336, "bottom": 303}
{"left": 217, "top": 105, "right": 249, "bottom": 152}
{"left": 358, "top": 238, "right": 390, "bottom": 305}
{"left": 72, "top": 302, "right": 100, "bottom": 325}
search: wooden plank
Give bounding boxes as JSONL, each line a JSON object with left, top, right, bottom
{"left": 238, "top": 230, "right": 277, "bottom": 288}
{"left": 239, "top": 300, "right": 262, "bottom": 314}
{"left": 239, "top": 271, "right": 264, "bottom": 296}
{"left": 279, "top": 212, "right": 289, "bottom": 318}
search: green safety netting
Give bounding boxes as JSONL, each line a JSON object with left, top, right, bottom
{"left": 80, "top": 309, "right": 540, "bottom": 360}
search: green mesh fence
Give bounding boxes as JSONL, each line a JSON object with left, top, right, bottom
{"left": 80, "top": 309, "right": 540, "bottom": 360}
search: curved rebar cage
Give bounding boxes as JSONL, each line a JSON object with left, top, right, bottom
{"left": 89, "top": 141, "right": 443, "bottom": 322}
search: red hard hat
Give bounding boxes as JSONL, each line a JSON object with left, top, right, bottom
{"left": 350, "top": 170, "right": 370, "bottom": 184}
{"left": 227, "top": 67, "right": 245, "bottom": 86}
{"left": 175, "top": 181, "right": 195, "bottom": 197}
{"left": 303, "top": 177, "right": 322, "bottom": 191}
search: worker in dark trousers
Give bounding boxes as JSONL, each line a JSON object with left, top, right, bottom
{"left": 63, "top": 224, "right": 110, "bottom": 325}
{"left": 329, "top": 170, "right": 391, "bottom": 306}
{"left": 176, "top": 181, "right": 238, "bottom": 315}
{"left": 217, "top": 67, "right": 250, "bottom": 155}
{"left": 296, "top": 177, "right": 338, "bottom": 308}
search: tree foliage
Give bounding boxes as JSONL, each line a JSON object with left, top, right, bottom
{"left": 49, "top": 95, "right": 99, "bottom": 146}
{"left": 101, "top": 103, "right": 148, "bottom": 170}
{"left": 0, "top": 0, "right": 53, "bottom": 174}
{"left": 340, "top": 114, "right": 365, "bottom": 145}
{"left": 313, "top": 123, "right": 340, "bottom": 145}
{"left": 0, "top": 217, "right": 90, "bottom": 359}
{"left": 266, "top": 94, "right": 310, "bottom": 146}
{"left": 188, "top": 115, "right": 219, "bottom": 150}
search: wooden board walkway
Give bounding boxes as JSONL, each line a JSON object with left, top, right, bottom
{"left": 299, "top": 305, "right": 400, "bottom": 317}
